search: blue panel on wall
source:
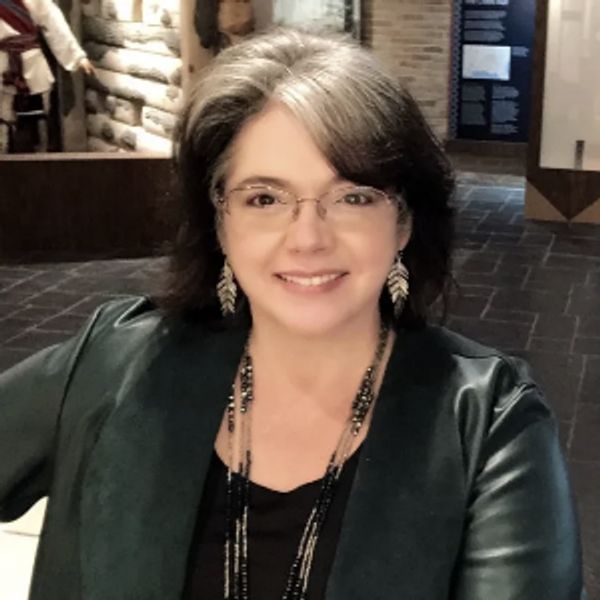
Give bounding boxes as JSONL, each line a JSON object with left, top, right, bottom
{"left": 449, "top": 0, "right": 536, "bottom": 142}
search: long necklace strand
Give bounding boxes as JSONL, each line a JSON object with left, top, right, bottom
{"left": 225, "top": 324, "right": 389, "bottom": 600}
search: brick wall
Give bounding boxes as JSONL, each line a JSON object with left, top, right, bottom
{"left": 362, "top": 0, "right": 453, "bottom": 141}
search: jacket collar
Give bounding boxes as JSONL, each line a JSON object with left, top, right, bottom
{"left": 81, "top": 322, "right": 465, "bottom": 599}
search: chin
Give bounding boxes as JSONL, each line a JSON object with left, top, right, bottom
{"left": 279, "top": 318, "right": 345, "bottom": 337}
{"left": 262, "top": 304, "right": 377, "bottom": 338}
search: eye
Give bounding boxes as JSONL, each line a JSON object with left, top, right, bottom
{"left": 341, "top": 190, "right": 378, "bottom": 206}
{"left": 249, "top": 194, "right": 274, "bottom": 206}
{"left": 245, "top": 192, "right": 281, "bottom": 208}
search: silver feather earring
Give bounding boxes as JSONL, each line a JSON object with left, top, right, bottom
{"left": 387, "top": 251, "right": 409, "bottom": 317}
{"left": 217, "top": 259, "right": 237, "bottom": 316}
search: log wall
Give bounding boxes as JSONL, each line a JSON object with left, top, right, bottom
{"left": 81, "top": 0, "right": 182, "bottom": 155}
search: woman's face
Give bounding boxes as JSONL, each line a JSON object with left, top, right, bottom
{"left": 219, "top": 102, "right": 411, "bottom": 336}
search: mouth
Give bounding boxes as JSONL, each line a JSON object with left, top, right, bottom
{"left": 275, "top": 272, "right": 347, "bottom": 289}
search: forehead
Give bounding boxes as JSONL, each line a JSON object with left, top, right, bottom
{"left": 225, "top": 102, "right": 339, "bottom": 192}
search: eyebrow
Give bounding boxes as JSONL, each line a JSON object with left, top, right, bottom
{"left": 231, "top": 175, "right": 347, "bottom": 191}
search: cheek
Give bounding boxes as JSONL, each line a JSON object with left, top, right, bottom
{"left": 349, "top": 228, "right": 398, "bottom": 265}
{"left": 331, "top": 234, "right": 396, "bottom": 297}
{"left": 221, "top": 218, "right": 258, "bottom": 257}
{"left": 223, "top": 227, "right": 279, "bottom": 281}
{"left": 367, "top": 245, "right": 397, "bottom": 283}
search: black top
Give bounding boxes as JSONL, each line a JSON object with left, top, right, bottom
{"left": 183, "top": 449, "right": 361, "bottom": 599}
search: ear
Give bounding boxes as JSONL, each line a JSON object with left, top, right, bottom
{"left": 396, "top": 210, "right": 413, "bottom": 254}
{"left": 216, "top": 216, "right": 227, "bottom": 256}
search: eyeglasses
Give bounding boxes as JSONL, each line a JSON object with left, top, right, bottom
{"left": 216, "top": 184, "right": 401, "bottom": 229}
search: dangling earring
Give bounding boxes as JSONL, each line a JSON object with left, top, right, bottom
{"left": 387, "top": 251, "right": 409, "bottom": 317}
{"left": 217, "top": 259, "right": 237, "bottom": 316}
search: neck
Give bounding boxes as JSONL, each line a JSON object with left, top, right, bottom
{"left": 246, "top": 311, "right": 389, "bottom": 402}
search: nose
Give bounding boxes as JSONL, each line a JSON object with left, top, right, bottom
{"left": 284, "top": 198, "right": 333, "bottom": 253}
{"left": 294, "top": 198, "right": 327, "bottom": 220}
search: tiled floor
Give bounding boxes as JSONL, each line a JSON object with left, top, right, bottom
{"left": 0, "top": 172, "right": 599, "bottom": 598}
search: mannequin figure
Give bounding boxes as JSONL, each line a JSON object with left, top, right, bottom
{"left": 219, "top": 0, "right": 253, "bottom": 45}
{"left": 0, "top": 0, "right": 94, "bottom": 153}
{"left": 195, "top": 0, "right": 254, "bottom": 53}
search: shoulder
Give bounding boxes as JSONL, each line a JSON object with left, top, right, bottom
{"left": 396, "top": 324, "right": 543, "bottom": 406}
{"left": 76, "top": 295, "right": 209, "bottom": 363}
{"left": 73, "top": 295, "right": 246, "bottom": 372}
{"left": 426, "top": 325, "right": 549, "bottom": 418}
{"left": 0, "top": 296, "right": 163, "bottom": 387}
{"left": 431, "top": 325, "right": 549, "bottom": 417}
{"left": 391, "top": 325, "right": 554, "bottom": 479}
{"left": 404, "top": 324, "right": 512, "bottom": 360}
{"left": 86, "top": 295, "right": 165, "bottom": 338}
{"left": 66, "top": 295, "right": 164, "bottom": 358}
{"left": 21, "top": 296, "right": 169, "bottom": 391}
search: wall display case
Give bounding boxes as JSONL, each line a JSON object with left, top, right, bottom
{"left": 0, "top": 0, "right": 360, "bottom": 159}
{"left": 0, "top": 0, "right": 362, "bottom": 259}
{"left": 539, "top": 0, "right": 600, "bottom": 171}
{"left": 525, "top": 0, "right": 600, "bottom": 223}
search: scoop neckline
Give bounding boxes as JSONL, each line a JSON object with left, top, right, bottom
{"left": 211, "top": 448, "right": 362, "bottom": 496}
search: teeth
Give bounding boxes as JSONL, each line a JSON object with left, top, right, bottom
{"left": 280, "top": 273, "right": 341, "bottom": 287}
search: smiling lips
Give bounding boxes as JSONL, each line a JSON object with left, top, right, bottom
{"left": 276, "top": 272, "right": 347, "bottom": 289}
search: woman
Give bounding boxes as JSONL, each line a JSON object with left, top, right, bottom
{"left": 0, "top": 29, "right": 584, "bottom": 599}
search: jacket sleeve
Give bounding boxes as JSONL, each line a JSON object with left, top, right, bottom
{"left": 0, "top": 310, "right": 101, "bottom": 522}
{"left": 451, "top": 361, "right": 585, "bottom": 599}
{"left": 25, "top": 0, "right": 87, "bottom": 70}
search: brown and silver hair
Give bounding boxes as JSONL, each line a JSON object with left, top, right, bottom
{"left": 162, "top": 28, "right": 455, "bottom": 328}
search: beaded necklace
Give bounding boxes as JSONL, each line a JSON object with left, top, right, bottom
{"left": 224, "top": 323, "right": 390, "bottom": 600}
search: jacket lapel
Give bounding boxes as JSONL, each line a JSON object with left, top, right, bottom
{"left": 80, "top": 322, "right": 248, "bottom": 600}
{"left": 326, "top": 328, "right": 467, "bottom": 600}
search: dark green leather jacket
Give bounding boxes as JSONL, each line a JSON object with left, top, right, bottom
{"left": 0, "top": 297, "right": 584, "bottom": 599}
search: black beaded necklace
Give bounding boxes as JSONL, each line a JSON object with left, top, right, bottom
{"left": 224, "top": 323, "right": 390, "bottom": 600}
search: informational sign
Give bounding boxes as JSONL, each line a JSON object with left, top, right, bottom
{"left": 449, "top": 0, "right": 536, "bottom": 142}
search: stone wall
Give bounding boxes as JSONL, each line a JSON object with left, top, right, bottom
{"left": 362, "top": 0, "right": 452, "bottom": 141}
{"left": 81, "top": 0, "right": 182, "bottom": 154}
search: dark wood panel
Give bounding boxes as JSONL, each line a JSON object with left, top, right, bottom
{"left": 0, "top": 153, "right": 177, "bottom": 261}
{"left": 527, "top": 0, "right": 600, "bottom": 220}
